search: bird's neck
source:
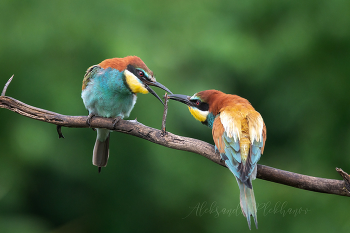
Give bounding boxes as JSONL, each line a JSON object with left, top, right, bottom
{"left": 98, "top": 67, "right": 132, "bottom": 95}
{"left": 123, "top": 69, "right": 149, "bottom": 94}
{"left": 203, "top": 112, "right": 216, "bottom": 128}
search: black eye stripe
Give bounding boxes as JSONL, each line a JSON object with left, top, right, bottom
{"left": 190, "top": 99, "right": 209, "bottom": 111}
{"left": 199, "top": 102, "right": 209, "bottom": 111}
{"left": 127, "top": 65, "right": 150, "bottom": 80}
{"left": 136, "top": 69, "right": 151, "bottom": 81}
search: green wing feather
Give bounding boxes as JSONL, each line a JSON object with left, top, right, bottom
{"left": 82, "top": 65, "right": 100, "bottom": 90}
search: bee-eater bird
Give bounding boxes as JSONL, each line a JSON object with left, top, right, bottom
{"left": 81, "top": 56, "right": 172, "bottom": 173}
{"left": 168, "top": 90, "right": 266, "bottom": 229}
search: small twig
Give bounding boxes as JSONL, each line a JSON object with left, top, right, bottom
{"left": 336, "top": 167, "right": 350, "bottom": 193}
{"left": 161, "top": 92, "right": 168, "bottom": 136}
{"left": 56, "top": 125, "right": 65, "bottom": 138}
{"left": 1, "top": 75, "right": 14, "bottom": 96}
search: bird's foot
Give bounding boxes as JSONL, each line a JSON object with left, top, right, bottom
{"left": 112, "top": 116, "right": 122, "bottom": 129}
{"left": 98, "top": 167, "right": 102, "bottom": 173}
{"left": 86, "top": 113, "right": 95, "bottom": 127}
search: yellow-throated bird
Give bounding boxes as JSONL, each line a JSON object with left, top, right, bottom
{"left": 82, "top": 56, "right": 172, "bottom": 172}
{"left": 168, "top": 90, "right": 266, "bottom": 229}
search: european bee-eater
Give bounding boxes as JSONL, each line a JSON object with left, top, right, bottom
{"left": 168, "top": 90, "right": 266, "bottom": 229}
{"left": 81, "top": 56, "right": 172, "bottom": 172}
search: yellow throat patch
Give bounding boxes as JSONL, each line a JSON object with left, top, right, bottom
{"left": 124, "top": 70, "right": 149, "bottom": 94}
{"left": 188, "top": 106, "right": 208, "bottom": 122}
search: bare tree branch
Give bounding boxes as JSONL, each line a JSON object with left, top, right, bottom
{"left": 0, "top": 77, "right": 349, "bottom": 197}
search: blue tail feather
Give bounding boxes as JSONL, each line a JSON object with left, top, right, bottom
{"left": 220, "top": 133, "right": 261, "bottom": 229}
{"left": 236, "top": 176, "right": 258, "bottom": 230}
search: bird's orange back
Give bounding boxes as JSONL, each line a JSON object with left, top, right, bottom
{"left": 198, "top": 90, "right": 266, "bottom": 153}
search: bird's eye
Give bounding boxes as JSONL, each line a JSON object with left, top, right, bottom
{"left": 196, "top": 100, "right": 200, "bottom": 106}
{"left": 138, "top": 70, "right": 144, "bottom": 77}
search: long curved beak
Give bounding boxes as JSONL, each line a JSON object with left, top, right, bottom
{"left": 144, "top": 80, "right": 173, "bottom": 106}
{"left": 167, "top": 94, "right": 192, "bottom": 106}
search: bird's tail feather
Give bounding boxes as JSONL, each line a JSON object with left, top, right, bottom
{"left": 236, "top": 177, "right": 258, "bottom": 230}
{"left": 93, "top": 129, "right": 110, "bottom": 168}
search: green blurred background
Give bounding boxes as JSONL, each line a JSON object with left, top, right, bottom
{"left": 1, "top": 0, "right": 350, "bottom": 232}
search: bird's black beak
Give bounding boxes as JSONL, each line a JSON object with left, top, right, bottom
{"left": 144, "top": 80, "right": 173, "bottom": 106}
{"left": 167, "top": 94, "right": 193, "bottom": 106}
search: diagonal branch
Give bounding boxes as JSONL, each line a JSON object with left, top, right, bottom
{"left": 0, "top": 78, "right": 349, "bottom": 197}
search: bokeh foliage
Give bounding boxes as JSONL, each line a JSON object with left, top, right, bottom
{"left": 1, "top": 0, "right": 350, "bottom": 232}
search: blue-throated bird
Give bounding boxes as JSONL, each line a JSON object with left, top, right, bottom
{"left": 81, "top": 56, "right": 172, "bottom": 172}
{"left": 168, "top": 90, "right": 266, "bottom": 229}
